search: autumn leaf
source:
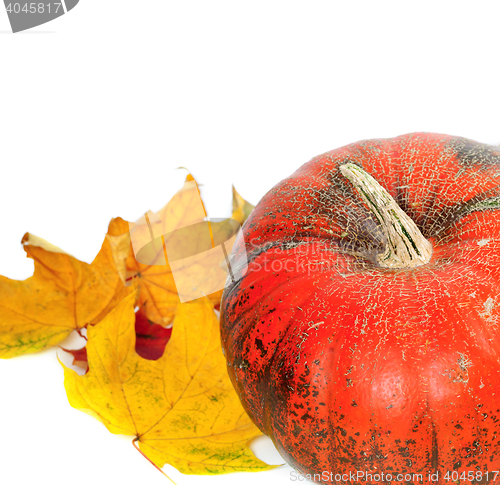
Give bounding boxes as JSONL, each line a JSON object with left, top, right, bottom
{"left": 0, "top": 231, "right": 131, "bottom": 359}
{"left": 106, "top": 175, "right": 253, "bottom": 326}
{"left": 232, "top": 185, "right": 255, "bottom": 225}
{"left": 104, "top": 176, "right": 211, "bottom": 326}
{"left": 62, "top": 292, "right": 275, "bottom": 475}
{"left": 64, "top": 347, "right": 89, "bottom": 373}
{"left": 62, "top": 304, "right": 172, "bottom": 372}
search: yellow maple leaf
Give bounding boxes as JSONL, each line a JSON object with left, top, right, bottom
{"left": 63, "top": 292, "right": 276, "bottom": 475}
{"left": 107, "top": 175, "right": 254, "bottom": 326}
{"left": 0, "top": 231, "right": 131, "bottom": 359}
{"left": 232, "top": 185, "right": 255, "bottom": 225}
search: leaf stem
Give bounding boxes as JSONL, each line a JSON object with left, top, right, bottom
{"left": 132, "top": 437, "right": 178, "bottom": 484}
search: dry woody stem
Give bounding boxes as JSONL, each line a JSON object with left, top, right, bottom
{"left": 340, "top": 163, "right": 432, "bottom": 268}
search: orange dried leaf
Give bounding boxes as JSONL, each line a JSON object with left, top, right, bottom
{"left": 0, "top": 230, "right": 132, "bottom": 358}
{"left": 107, "top": 175, "right": 244, "bottom": 326}
{"left": 62, "top": 293, "right": 275, "bottom": 475}
{"left": 106, "top": 216, "right": 186, "bottom": 326}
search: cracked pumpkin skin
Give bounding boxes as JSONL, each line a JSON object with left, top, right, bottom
{"left": 220, "top": 133, "right": 500, "bottom": 483}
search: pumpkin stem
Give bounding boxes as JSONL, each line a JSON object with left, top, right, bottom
{"left": 339, "top": 163, "right": 432, "bottom": 268}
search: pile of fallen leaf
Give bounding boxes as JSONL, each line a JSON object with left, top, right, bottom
{"left": 0, "top": 174, "right": 276, "bottom": 478}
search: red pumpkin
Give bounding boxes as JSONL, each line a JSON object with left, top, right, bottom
{"left": 220, "top": 133, "right": 500, "bottom": 483}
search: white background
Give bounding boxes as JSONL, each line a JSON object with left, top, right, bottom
{"left": 1, "top": 1, "right": 500, "bottom": 484}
